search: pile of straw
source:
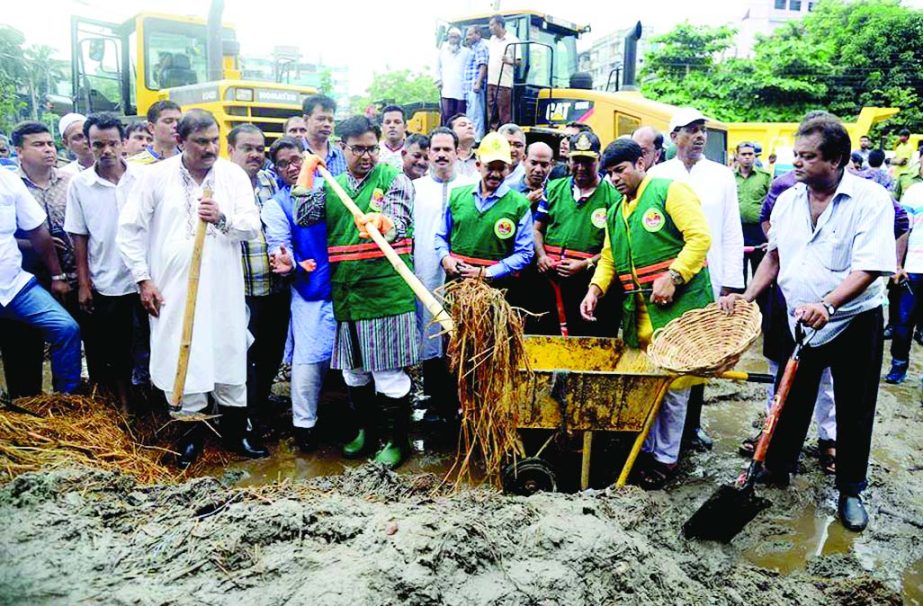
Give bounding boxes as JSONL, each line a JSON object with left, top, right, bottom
{"left": 441, "top": 279, "right": 531, "bottom": 488}
{"left": 0, "top": 395, "right": 229, "bottom": 484}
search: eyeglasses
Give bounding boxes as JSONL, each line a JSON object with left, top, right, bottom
{"left": 275, "top": 156, "right": 304, "bottom": 170}
{"left": 346, "top": 144, "right": 380, "bottom": 157}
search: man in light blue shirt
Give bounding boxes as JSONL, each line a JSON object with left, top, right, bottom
{"left": 721, "top": 115, "right": 896, "bottom": 533}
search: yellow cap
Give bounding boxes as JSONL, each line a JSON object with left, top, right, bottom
{"left": 477, "top": 132, "right": 512, "bottom": 165}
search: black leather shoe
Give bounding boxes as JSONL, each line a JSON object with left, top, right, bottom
{"left": 682, "top": 427, "right": 714, "bottom": 452}
{"left": 838, "top": 494, "right": 868, "bottom": 531}
{"left": 295, "top": 427, "right": 317, "bottom": 452}
{"left": 752, "top": 464, "right": 790, "bottom": 488}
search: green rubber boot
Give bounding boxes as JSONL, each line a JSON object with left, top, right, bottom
{"left": 342, "top": 428, "right": 367, "bottom": 458}
{"left": 373, "top": 393, "right": 410, "bottom": 469}
{"left": 374, "top": 440, "right": 405, "bottom": 468}
{"left": 342, "top": 383, "right": 375, "bottom": 459}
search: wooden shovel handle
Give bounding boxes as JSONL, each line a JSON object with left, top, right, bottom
{"left": 752, "top": 356, "right": 799, "bottom": 463}
{"left": 170, "top": 188, "right": 211, "bottom": 410}
{"left": 317, "top": 165, "right": 454, "bottom": 334}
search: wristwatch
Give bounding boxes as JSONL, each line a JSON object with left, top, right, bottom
{"left": 215, "top": 213, "right": 229, "bottom": 234}
{"left": 822, "top": 301, "right": 836, "bottom": 317}
{"left": 51, "top": 274, "right": 68, "bottom": 282}
{"left": 668, "top": 269, "right": 684, "bottom": 286}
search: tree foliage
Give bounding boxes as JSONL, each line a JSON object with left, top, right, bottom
{"left": 640, "top": 0, "right": 923, "bottom": 134}
{"left": 0, "top": 25, "right": 68, "bottom": 134}
{"left": 354, "top": 69, "right": 439, "bottom": 111}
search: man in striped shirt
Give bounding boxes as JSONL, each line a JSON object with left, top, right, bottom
{"left": 721, "top": 115, "right": 896, "bottom": 532}
{"left": 295, "top": 115, "right": 418, "bottom": 468}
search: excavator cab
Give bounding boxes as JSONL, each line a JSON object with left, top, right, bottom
{"left": 71, "top": 12, "right": 239, "bottom": 118}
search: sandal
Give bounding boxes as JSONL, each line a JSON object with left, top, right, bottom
{"left": 818, "top": 439, "right": 836, "bottom": 475}
{"left": 739, "top": 431, "right": 762, "bottom": 457}
{"left": 635, "top": 460, "right": 678, "bottom": 491}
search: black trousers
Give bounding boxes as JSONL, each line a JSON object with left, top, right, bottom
{"left": 246, "top": 291, "right": 291, "bottom": 419}
{"left": 82, "top": 292, "right": 137, "bottom": 388}
{"left": 765, "top": 307, "right": 883, "bottom": 496}
{"left": 742, "top": 223, "right": 766, "bottom": 286}
{"left": 422, "top": 356, "right": 458, "bottom": 417}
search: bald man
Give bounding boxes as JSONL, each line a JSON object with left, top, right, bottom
{"left": 632, "top": 126, "right": 664, "bottom": 170}
{"left": 513, "top": 142, "right": 554, "bottom": 216}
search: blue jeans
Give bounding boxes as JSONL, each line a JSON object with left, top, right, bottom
{"left": 466, "top": 88, "right": 486, "bottom": 142}
{"left": 0, "top": 278, "right": 81, "bottom": 393}
{"left": 890, "top": 272, "right": 923, "bottom": 362}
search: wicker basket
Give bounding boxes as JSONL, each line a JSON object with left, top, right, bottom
{"left": 646, "top": 300, "right": 762, "bottom": 375}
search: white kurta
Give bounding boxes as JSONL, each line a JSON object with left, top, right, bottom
{"left": 117, "top": 155, "right": 260, "bottom": 394}
{"left": 648, "top": 157, "right": 745, "bottom": 298}
{"left": 412, "top": 172, "right": 477, "bottom": 360}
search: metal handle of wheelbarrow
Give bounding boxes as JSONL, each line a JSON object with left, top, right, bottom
{"left": 623, "top": 287, "right": 653, "bottom": 296}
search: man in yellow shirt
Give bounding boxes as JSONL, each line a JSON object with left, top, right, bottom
{"left": 893, "top": 128, "right": 914, "bottom": 178}
{"left": 580, "top": 138, "right": 712, "bottom": 489}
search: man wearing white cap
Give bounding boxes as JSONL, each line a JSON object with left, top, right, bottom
{"left": 58, "top": 113, "right": 95, "bottom": 175}
{"left": 648, "top": 107, "right": 744, "bottom": 452}
{"left": 436, "top": 27, "right": 471, "bottom": 126}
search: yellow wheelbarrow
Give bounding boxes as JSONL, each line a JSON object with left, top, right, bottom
{"left": 502, "top": 335, "right": 773, "bottom": 495}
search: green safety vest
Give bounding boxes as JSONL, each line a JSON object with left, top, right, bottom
{"left": 542, "top": 177, "right": 618, "bottom": 261}
{"left": 608, "top": 177, "right": 713, "bottom": 347}
{"left": 325, "top": 163, "right": 415, "bottom": 321}
{"left": 447, "top": 184, "right": 530, "bottom": 266}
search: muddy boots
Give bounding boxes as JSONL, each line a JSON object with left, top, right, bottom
{"left": 177, "top": 422, "right": 206, "bottom": 470}
{"left": 343, "top": 383, "right": 376, "bottom": 458}
{"left": 374, "top": 393, "right": 411, "bottom": 469}
{"left": 219, "top": 406, "right": 269, "bottom": 459}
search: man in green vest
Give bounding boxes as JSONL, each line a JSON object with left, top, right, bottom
{"left": 580, "top": 138, "right": 712, "bottom": 489}
{"left": 435, "top": 132, "right": 534, "bottom": 291}
{"left": 534, "top": 131, "right": 620, "bottom": 336}
{"left": 294, "top": 115, "right": 418, "bottom": 468}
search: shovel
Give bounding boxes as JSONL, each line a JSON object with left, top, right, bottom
{"left": 683, "top": 322, "right": 811, "bottom": 542}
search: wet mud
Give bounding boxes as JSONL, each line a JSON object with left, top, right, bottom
{"left": 1, "top": 348, "right": 921, "bottom": 605}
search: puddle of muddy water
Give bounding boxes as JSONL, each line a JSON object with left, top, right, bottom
{"left": 905, "top": 559, "right": 923, "bottom": 606}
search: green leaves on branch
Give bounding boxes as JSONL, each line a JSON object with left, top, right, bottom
{"left": 640, "top": 0, "right": 923, "bottom": 133}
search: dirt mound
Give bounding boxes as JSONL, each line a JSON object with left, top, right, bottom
{"left": 0, "top": 465, "right": 904, "bottom": 606}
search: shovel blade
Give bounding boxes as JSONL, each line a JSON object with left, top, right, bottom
{"left": 683, "top": 484, "right": 771, "bottom": 542}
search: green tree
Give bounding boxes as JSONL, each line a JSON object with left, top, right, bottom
{"left": 355, "top": 69, "right": 439, "bottom": 110}
{"left": 640, "top": 0, "right": 923, "bottom": 134}
{"left": 0, "top": 26, "right": 28, "bottom": 132}
{"left": 317, "top": 67, "right": 334, "bottom": 95}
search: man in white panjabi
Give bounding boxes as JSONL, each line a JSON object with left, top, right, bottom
{"left": 117, "top": 109, "right": 269, "bottom": 468}
{"left": 412, "top": 126, "right": 476, "bottom": 424}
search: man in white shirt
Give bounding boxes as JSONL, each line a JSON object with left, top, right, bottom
{"left": 649, "top": 107, "right": 744, "bottom": 452}
{"left": 450, "top": 113, "right": 479, "bottom": 179}
{"left": 412, "top": 127, "right": 476, "bottom": 425}
{"left": 721, "top": 115, "right": 896, "bottom": 532}
{"left": 0, "top": 169, "right": 81, "bottom": 393}
{"left": 378, "top": 105, "right": 408, "bottom": 171}
{"left": 65, "top": 113, "right": 138, "bottom": 411}
{"left": 486, "top": 14, "right": 519, "bottom": 131}
{"left": 58, "top": 113, "right": 94, "bottom": 175}
{"left": 117, "top": 109, "right": 268, "bottom": 468}
{"left": 436, "top": 27, "right": 471, "bottom": 126}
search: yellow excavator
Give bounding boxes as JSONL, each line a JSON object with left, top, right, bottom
{"left": 429, "top": 10, "right": 899, "bottom": 165}
{"left": 70, "top": 2, "right": 314, "bottom": 149}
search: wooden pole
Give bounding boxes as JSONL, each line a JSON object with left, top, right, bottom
{"left": 317, "top": 165, "right": 454, "bottom": 334}
{"left": 169, "top": 187, "right": 211, "bottom": 412}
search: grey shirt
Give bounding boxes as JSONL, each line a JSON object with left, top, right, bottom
{"left": 768, "top": 171, "right": 896, "bottom": 346}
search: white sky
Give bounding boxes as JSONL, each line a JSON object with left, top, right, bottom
{"left": 3, "top": 0, "right": 923, "bottom": 94}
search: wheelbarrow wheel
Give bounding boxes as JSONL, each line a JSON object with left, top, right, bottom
{"left": 502, "top": 457, "right": 558, "bottom": 496}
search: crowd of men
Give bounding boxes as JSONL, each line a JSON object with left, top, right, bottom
{"left": 1, "top": 71, "right": 911, "bottom": 532}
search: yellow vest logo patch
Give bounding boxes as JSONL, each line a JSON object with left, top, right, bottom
{"left": 642, "top": 208, "right": 665, "bottom": 232}
{"left": 369, "top": 188, "right": 385, "bottom": 211}
{"left": 591, "top": 208, "right": 608, "bottom": 229}
{"left": 494, "top": 217, "right": 516, "bottom": 239}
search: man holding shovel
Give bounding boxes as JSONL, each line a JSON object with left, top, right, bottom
{"left": 293, "top": 115, "right": 419, "bottom": 468}
{"left": 719, "top": 115, "right": 896, "bottom": 531}
{"left": 117, "top": 109, "right": 269, "bottom": 468}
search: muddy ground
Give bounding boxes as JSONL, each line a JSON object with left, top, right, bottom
{"left": 1, "top": 346, "right": 922, "bottom": 605}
